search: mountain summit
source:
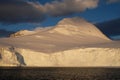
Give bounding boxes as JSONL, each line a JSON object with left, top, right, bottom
{"left": 57, "top": 17, "right": 86, "bottom": 25}
{"left": 50, "top": 17, "right": 109, "bottom": 40}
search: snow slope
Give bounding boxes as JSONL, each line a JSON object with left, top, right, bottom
{"left": 0, "top": 17, "right": 120, "bottom": 66}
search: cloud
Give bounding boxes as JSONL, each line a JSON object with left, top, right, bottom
{"left": 106, "top": 0, "right": 120, "bottom": 3}
{"left": 1, "top": 0, "right": 118, "bottom": 24}
{"left": 0, "top": 0, "right": 100, "bottom": 23}
{"left": 0, "top": 0, "right": 45, "bottom": 23}
{"left": 0, "top": 0, "right": 120, "bottom": 23}
{"left": 44, "top": 0, "right": 99, "bottom": 16}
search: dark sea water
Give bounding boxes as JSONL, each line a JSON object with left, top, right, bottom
{"left": 0, "top": 67, "right": 120, "bottom": 80}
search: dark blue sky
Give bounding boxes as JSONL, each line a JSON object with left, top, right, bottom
{"left": 0, "top": 0, "right": 120, "bottom": 31}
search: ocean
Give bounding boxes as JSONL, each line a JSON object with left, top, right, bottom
{"left": 0, "top": 67, "right": 120, "bottom": 80}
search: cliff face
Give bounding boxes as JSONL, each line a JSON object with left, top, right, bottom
{"left": 0, "top": 46, "right": 120, "bottom": 67}
{"left": 0, "top": 17, "right": 119, "bottom": 66}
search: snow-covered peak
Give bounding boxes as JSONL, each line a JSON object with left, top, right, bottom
{"left": 57, "top": 17, "right": 86, "bottom": 25}
{"left": 50, "top": 17, "right": 109, "bottom": 40}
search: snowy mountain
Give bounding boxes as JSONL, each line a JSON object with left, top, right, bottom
{"left": 0, "top": 17, "right": 120, "bottom": 66}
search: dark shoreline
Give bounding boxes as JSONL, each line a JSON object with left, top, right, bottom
{"left": 0, "top": 67, "right": 120, "bottom": 70}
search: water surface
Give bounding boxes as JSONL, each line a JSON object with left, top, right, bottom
{"left": 0, "top": 67, "right": 120, "bottom": 80}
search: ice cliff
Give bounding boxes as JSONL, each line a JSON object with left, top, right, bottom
{"left": 0, "top": 46, "right": 120, "bottom": 67}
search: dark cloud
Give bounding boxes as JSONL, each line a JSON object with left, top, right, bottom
{"left": 0, "top": 0, "right": 119, "bottom": 24}
{"left": 0, "top": 0, "right": 45, "bottom": 23}
{"left": 44, "top": 0, "right": 99, "bottom": 16}
{"left": 0, "top": 0, "right": 100, "bottom": 23}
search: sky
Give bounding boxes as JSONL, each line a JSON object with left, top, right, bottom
{"left": 0, "top": 0, "right": 120, "bottom": 31}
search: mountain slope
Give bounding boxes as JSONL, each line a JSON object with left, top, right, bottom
{"left": 50, "top": 17, "right": 109, "bottom": 40}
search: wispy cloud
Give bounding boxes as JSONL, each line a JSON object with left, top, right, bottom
{"left": 44, "top": 0, "right": 99, "bottom": 16}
